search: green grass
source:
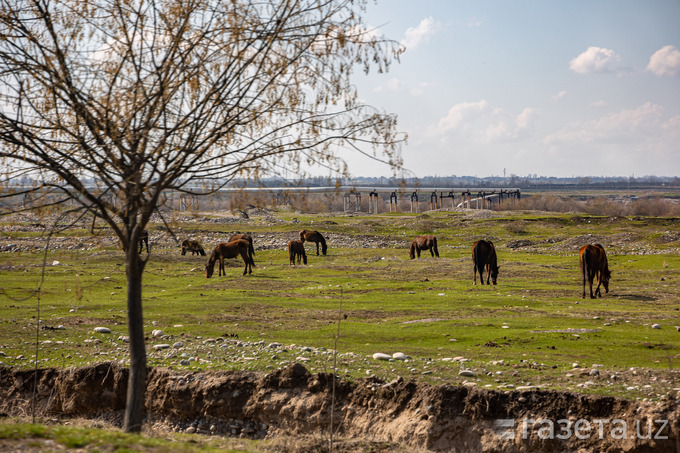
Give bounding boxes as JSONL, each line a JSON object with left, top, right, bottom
{"left": 1, "top": 209, "right": 679, "bottom": 401}
{"left": 0, "top": 421, "right": 257, "bottom": 452}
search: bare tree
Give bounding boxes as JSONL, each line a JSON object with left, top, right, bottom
{"left": 0, "top": 0, "right": 404, "bottom": 432}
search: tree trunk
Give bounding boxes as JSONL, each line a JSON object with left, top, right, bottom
{"left": 123, "top": 248, "right": 147, "bottom": 432}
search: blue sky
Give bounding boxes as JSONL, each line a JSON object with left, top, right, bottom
{"left": 349, "top": 0, "right": 680, "bottom": 178}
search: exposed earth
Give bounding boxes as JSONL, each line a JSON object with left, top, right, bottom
{"left": 1, "top": 362, "right": 679, "bottom": 452}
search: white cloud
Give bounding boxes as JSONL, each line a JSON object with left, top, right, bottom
{"left": 374, "top": 77, "right": 404, "bottom": 92}
{"left": 544, "top": 102, "right": 677, "bottom": 145}
{"left": 569, "top": 47, "right": 620, "bottom": 74}
{"left": 550, "top": 90, "right": 567, "bottom": 101}
{"left": 468, "top": 16, "right": 482, "bottom": 28}
{"left": 433, "top": 101, "right": 535, "bottom": 143}
{"left": 647, "top": 45, "right": 680, "bottom": 77}
{"left": 590, "top": 100, "right": 607, "bottom": 108}
{"left": 401, "top": 17, "right": 438, "bottom": 50}
{"left": 410, "top": 82, "right": 432, "bottom": 97}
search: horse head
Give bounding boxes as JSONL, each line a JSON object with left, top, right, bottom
{"left": 491, "top": 265, "right": 500, "bottom": 285}
{"left": 602, "top": 269, "right": 611, "bottom": 293}
{"left": 205, "top": 262, "right": 214, "bottom": 278}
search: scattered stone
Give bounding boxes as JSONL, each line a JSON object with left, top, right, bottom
{"left": 154, "top": 344, "right": 171, "bottom": 350}
{"left": 94, "top": 327, "right": 111, "bottom": 334}
{"left": 459, "top": 370, "right": 476, "bottom": 377}
{"left": 392, "top": 352, "right": 408, "bottom": 360}
{"left": 173, "top": 342, "right": 183, "bottom": 349}
{"left": 152, "top": 329, "right": 164, "bottom": 337}
{"left": 372, "top": 353, "right": 392, "bottom": 361}
{"left": 589, "top": 369, "right": 600, "bottom": 376}
{"left": 652, "top": 324, "right": 661, "bottom": 329}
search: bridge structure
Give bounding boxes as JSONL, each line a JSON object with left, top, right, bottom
{"left": 207, "top": 186, "right": 521, "bottom": 214}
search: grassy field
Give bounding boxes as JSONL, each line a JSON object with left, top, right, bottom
{"left": 1, "top": 208, "right": 679, "bottom": 402}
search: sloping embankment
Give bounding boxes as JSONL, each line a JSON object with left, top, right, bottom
{"left": 1, "top": 362, "right": 677, "bottom": 452}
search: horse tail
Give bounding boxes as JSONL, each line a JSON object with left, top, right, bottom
{"left": 248, "top": 240, "right": 255, "bottom": 256}
{"left": 319, "top": 234, "right": 327, "bottom": 255}
{"left": 433, "top": 237, "right": 440, "bottom": 257}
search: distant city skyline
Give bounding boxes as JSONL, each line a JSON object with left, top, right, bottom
{"left": 343, "top": 0, "right": 680, "bottom": 178}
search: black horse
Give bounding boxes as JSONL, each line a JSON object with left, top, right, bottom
{"left": 472, "top": 240, "right": 499, "bottom": 285}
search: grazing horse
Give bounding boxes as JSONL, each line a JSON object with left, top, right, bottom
{"left": 299, "top": 229, "right": 327, "bottom": 256}
{"left": 229, "top": 233, "right": 255, "bottom": 257}
{"left": 409, "top": 235, "right": 439, "bottom": 259}
{"left": 472, "top": 240, "right": 499, "bottom": 285}
{"left": 181, "top": 239, "right": 206, "bottom": 256}
{"left": 579, "top": 243, "right": 611, "bottom": 299}
{"left": 138, "top": 230, "right": 149, "bottom": 254}
{"left": 205, "top": 239, "right": 255, "bottom": 277}
{"left": 288, "top": 240, "right": 307, "bottom": 265}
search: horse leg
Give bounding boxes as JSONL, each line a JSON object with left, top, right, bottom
{"left": 429, "top": 246, "right": 434, "bottom": 257}
{"left": 485, "top": 264, "right": 490, "bottom": 285}
{"left": 581, "top": 267, "right": 586, "bottom": 299}
{"left": 588, "top": 271, "right": 595, "bottom": 299}
{"left": 219, "top": 257, "right": 225, "bottom": 277}
{"left": 316, "top": 242, "right": 320, "bottom": 256}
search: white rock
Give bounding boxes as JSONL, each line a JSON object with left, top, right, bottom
{"left": 152, "top": 329, "right": 164, "bottom": 337}
{"left": 94, "top": 327, "right": 111, "bottom": 334}
{"left": 173, "top": 342, "right": 183, "bottom": 349}
{"left": 153, "top": 344, "right": 170, "bottom": 350}
{"left": 651, "top": 324, "right": 661, "bottom": 329}
{"left": 52, "top": 260, "right": 60, "bottom": 266}
{"left": 459, "top": 370, "right": 476, "bottom": 377}
{"left": 392, "top": 352, "right": 408, "bottom": 360}
{"left": 372, "top": 353, "right": 392, "bottom": 361}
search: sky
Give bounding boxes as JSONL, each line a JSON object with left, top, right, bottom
{"left": 347, "top": 0, "right": 680, "bottom": 178}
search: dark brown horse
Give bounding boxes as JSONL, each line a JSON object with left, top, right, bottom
{"left": 138, "top": 230, "right": 149, "bottom": 253}
{"left": 472, "top": 240, "right": 499, "bottom": 285}
{"left": 288, "top": 239, "right": 307, "bottom": 265}
{"left": 181, "top": 239, "right": 206, "bottom": 256}
{"left": 579, "top": 243, "right": 611, "bottom": 299}
{"left": 409, "top": 235, "right": 439, "bottom": 259}
{"left": 205, "top": 239, "right": 255, "bottom": 277}
{"left": 299, "top": 229, "right": 327, "bottom": 256}
{"left": 229, "top": 233, "right": 255, "bottom": 257}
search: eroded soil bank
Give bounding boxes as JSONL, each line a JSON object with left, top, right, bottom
{"left": 1, "top": 362, "right": 678, "bottom": 452}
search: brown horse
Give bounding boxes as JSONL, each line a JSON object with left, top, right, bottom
{"left": 299, "top": 229, "right": 327, "bottom": 256}
{"left": 409, "top": 235, "right": 439, "bottom": 259}
{"left": 229, "top": 233, "right": 255, "bottom": 257}
{"left": 472, "top": 240, "right": 499, "bottom": 285}
{"left": 288, "top": 240, "right": 307, "bottom": 265}
{"left": 205, "top": 239, "right": 255, "bottom": 277}
{"left": 138, "top": 230, "right": 149, "bottom": 253}
{"left": 181, "top": 239, "right": 206, "bottom": 256}
{"left": 579, "top": 243, "right": 611, "bottom": 299}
